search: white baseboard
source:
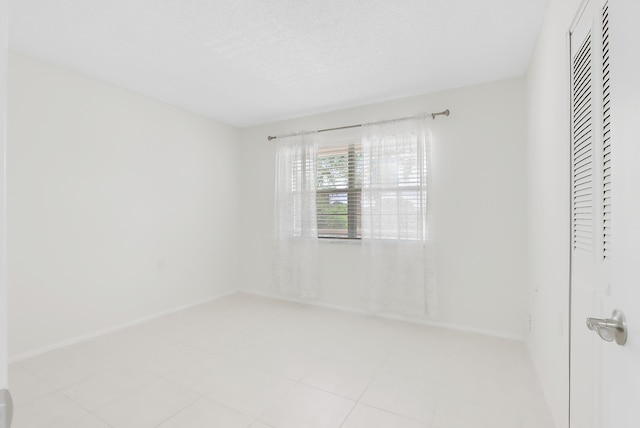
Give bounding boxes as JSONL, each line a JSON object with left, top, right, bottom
{"left": 9, "top": 291, "right": 237, "bottom": 363}
{"left": 241, "top": 290, "right": 525, "bottom": 342}
{"left": 10, "top": 288, "right": 524, "bottom": 363}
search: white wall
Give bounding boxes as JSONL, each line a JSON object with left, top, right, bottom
{"left": 7, "top": 51, "right": 240, "bottom": 358}
{"left": 239, "top": 78, "right": 529, "bottom": 339}
{"left": 525, "top": 0, "right": 582, "bottom": 427}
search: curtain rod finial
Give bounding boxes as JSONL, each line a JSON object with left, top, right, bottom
{"left": 431, "top": 109, "right": 450, "bottom": 120}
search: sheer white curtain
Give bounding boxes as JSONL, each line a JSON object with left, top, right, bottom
{"left": 273, "top": 132, "right": 320, "bottom": 299}
{"left": 361, "top": 118, "right": 436, "bottom": 316}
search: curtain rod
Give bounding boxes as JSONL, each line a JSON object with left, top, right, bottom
{"left": 266, "top": 109, "right": 450, "bottom": 141}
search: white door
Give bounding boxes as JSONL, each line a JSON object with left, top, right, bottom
{"left": 569, "top": 2, "right": 602, "bottom": 426}
{"left": 0, "top": 0, "right": 11, "bottom": 427}
{"left": 600, "top": 1, "right": 640, "bottom": 425}
{"left": 569, "top": 0, "right": 640, "bottom": 427}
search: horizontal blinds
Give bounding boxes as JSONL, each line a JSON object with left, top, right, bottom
{"left": 316, "top": 144, "right": 361, "bottom": 238}
{"left": 572, "top": 30, "right": 594, "bottom": 253}
{"left": 362, "top": 135, "right": 427, "bottom": 240}
{"left": 362, "top": 136, "right": 424, "bottom": 189}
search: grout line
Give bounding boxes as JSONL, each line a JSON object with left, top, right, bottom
{"left": 337, "top": 399, "right": 359, "bottom": 428}
{"left": 336, "top": 353, "right": 389, "bottom": 427}
{"left": 355, "top": 354, "right": 389, "bottom": 402}
{"left": 62, "top": 367, "right": 162, "bottom": 414}
{"left": 352, "top": 401, "right": 435, "bottom": 426}
{"left": 87, "top": 411, "right": 114, "bottom": 428}
{"left": 146, "top": 390, "right": 202, "bottom": 428}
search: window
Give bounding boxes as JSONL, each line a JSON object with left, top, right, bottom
{"left": 362, "top": 134, "right": 427, "bottom": 241}
{"left": 316, "top": 143, "right": 362, "bottom": 239}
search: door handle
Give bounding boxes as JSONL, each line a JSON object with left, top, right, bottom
{"left": 586, "top": 309, "right": 627, "bottom": 346}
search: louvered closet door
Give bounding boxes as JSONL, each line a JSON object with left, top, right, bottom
{"left": 570, "top": 1, "right": 640, "bottom": 426}
{"left": 572, "top": 27, "right": 594, "bottom": 255}
{"left": 569, "top": 1, "right": 607, "bottom": 426}
{"left": 569, "top": 0, "right": 621, "bottom": 426}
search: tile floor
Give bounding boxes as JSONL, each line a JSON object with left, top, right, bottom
{"left": 9, "top": 293, "right": 555, "bottom": 428}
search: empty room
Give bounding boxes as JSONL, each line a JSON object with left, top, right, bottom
{"left": 0, "top": 0, "right": 638, "bottom": 427}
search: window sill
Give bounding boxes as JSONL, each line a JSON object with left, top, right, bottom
{"left": 318, "top": 238, "right": 362, "bottom": 245}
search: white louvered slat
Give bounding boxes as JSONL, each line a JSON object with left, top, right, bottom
{"left": 572, "top": 30, "right": 593, "bottom": 252}
{"left": 602, "top": 1, "right": 612, "bottom": 259}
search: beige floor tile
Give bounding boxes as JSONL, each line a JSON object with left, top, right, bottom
{"left": 12, "top": 392, "right": 87, "bottom": 428}
{"left": 93, "top": 378, "right": 199, "bottom": 428}
{"left": 260, "top": 383, "right": 355, "bottom": 428}
{"left": 158, "top": 397, "right": 254, "bottom": 427}
{"left": 9, "top": 363, "right": 55, "bottom": 406}
{"left": 342, "top": 404, "right": 429, "bottom": 428}
{"left": 61, "top": 366, "right": 159, "bottom": 411}
{"left": 359, "top": 371, "right": 438, "bottom": 423}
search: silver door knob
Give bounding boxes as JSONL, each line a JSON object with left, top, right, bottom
{"left": 586, "top": 309, "right": 627, "bottom": 346}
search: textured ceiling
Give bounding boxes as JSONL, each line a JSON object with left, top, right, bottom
{"left": 9, "top": 0, "right": 548, "bottom": 127}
